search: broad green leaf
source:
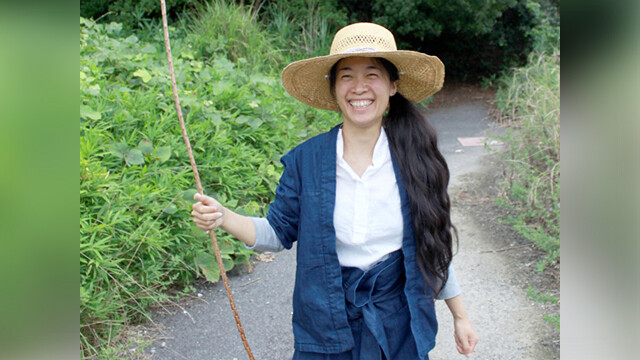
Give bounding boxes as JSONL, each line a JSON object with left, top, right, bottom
{"left": 125, "top": 149, "right": 144, "bottom": 165}
{"left": 221, "top": 255, "right": 234, "bottom": 271}
{"left": 105, "top": 22, "right": 122, "bottom": 33}
{"left": 124, "top": 35, "right": 138, "bottom": 45}
{"left": 248, "top": 118, "right": 263, "bottom": 128}
{"left": 80, "top": 105, "right": 101, "bottom": 120}
{"left": 190, "top": 223, "right": 210, "bottom": 240}
{"left": 234, "top": 115, "right": 251, "bottom": 124}
{"left": 140, "top": 44, "right": 156, "bottom": 53}
{"left": 162, "top": 203, "right": 178, "bottom": 214}
{"left": 180, "top": 95, "right": 198, "bottom": 107}
{"left": 234, "top": 252, "right": 250, "bottom": 265}
{"left": 213, "top": 57, "right": 235, "bottom": 73}
{"left": 84, "top": 84, "right": 101, "bottom": 96}
{"left": 182, "top": 189, "right": 199, "bottom": 202}
{"left": 218, "top": 240, "right": 234, "bottom": 254}
{"left": 133, "top": 68, "right": 152, "bottom": 83}
{"left": 109, "top": 142, "right": 129, "bottom": 159}
{"left": 155, "top": 146, "right": 171, "bottom": 163}
{"left": 199, "top": 68, "right": 212, "bottom": 81}
{"left": 196, "top": 253, "right": 220, "bottom": 283}
{"left": 137, "top": 139, "right": 154, "bottom": 154}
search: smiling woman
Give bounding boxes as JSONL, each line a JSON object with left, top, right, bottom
{"left": 191, "top": 22, "right": 479, "bottom": 359}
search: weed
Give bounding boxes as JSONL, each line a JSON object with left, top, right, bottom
{"left": 526, "top": 286, "right": 560, "bottom": 331}
{"left": 527, "top": 285, "right": 559, "bottom": 304}
{"left": 544, "top": 314, "right": 560, "bottom": 332}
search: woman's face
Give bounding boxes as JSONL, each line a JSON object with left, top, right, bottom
{"left": 333, "top": 56, "right": 397, "bottom": 130}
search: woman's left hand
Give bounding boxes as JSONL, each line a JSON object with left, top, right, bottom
{"left": 453, "top": 317, "right": 478, "bottom": 357}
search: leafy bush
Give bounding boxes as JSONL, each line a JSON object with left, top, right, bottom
{"left": 80, "top": 15, "right": 338, "bottom": 357}
{"left": 494, "top": 46, "right": 560, "bottom": 271}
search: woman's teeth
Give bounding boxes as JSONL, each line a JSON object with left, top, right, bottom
{"left": 349, "top": 100, "right": 373, "bottom": 108}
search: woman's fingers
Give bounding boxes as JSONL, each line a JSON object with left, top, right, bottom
{"left": 191, "top": 210, "right": 223, "bottom": 221}
{"left": 192, "top": 201, "right": 219, "bottom": 214}
{"left": 192, "top": 193, "right": 222, "bottom": 214}
{"left": 191, "top": 193, "right": 224, "bottom": 231}
{"left": 192, "top": 212, "right": 224, "bottom": 231}
{"left": 194, "top": 192, "right": 218, "bottom": 206}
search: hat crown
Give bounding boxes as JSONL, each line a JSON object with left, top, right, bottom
{"left": 329, "top": 23, "right": 398, "bottom": 55}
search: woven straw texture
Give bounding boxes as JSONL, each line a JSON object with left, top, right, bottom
{"left": 281, "top": 22, "right": 444, "bottom": 112}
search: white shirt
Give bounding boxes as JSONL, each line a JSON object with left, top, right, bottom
{"left": 334, "top": 128, "right": 403, "bottom": 270}
{"left": 248, "top": 127, "right": 461, "bottom": 299}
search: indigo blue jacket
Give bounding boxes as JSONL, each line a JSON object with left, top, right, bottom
{"left": 266, "top": 124, "right": 438, "bottom": 358}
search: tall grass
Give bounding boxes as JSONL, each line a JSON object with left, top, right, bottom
{"left": 495, "top": 47, "right": 560, "bottom": 271}
{"left": 261, "top": 0, "right": 345, "bottom": 61}
{"left": 186, "top": 0, "right": 284, "bottom": 71}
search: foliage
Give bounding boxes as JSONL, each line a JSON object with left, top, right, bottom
{"left": 80, "top": 0, "right": 202, "bottom": 29}
{"left": 494, "top": 33, "right": 559, "bottom": 272}
{"left": 338, "top": 0, "right": 548, "bottom": 81}
{"left": 260, "top": 0, "right": 348, "bottom": 60}
{"left": 80, "top": 15, "right": 339, "bottom": 357}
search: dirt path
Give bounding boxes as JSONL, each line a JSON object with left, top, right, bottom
{"left": 143, "top": 84, "right": 560, "bottom": 360}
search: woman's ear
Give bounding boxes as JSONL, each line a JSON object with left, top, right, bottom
{"left": 390, "top": 80, "right": 398, "bottom": 96}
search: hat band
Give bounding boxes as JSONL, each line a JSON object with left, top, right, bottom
{"left": 339, "top": 46, "right": 378, "bottom": 54}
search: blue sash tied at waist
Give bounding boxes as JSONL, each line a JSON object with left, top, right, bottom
{"left": 341, "top": 250, "right": 420, "bottom": 360}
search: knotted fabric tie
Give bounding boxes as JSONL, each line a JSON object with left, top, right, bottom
{"left": 341, "top": 250, "right": 407, "bottom": 360}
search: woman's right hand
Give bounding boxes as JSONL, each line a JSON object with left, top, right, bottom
{"left": 191, "top": 193, "right": 225, "bottom": 232}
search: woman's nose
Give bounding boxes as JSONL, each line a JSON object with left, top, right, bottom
{"left": 353, "top": 76, "right": 368, "bottom": 93}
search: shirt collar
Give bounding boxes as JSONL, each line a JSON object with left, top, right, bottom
{"left": 336, "top": 127, "right": 389, "bottom": 168}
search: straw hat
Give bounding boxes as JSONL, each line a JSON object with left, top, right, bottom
{"left": 281, "top": 22, "right": 445, "bottom": 112}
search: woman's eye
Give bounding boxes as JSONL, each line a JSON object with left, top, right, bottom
{"left": 368, "top": 73, "right": 379, "bottom": 78}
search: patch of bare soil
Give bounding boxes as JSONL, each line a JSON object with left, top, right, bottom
{"left": 428, "top": 82, "right": 497, "bottom": 109}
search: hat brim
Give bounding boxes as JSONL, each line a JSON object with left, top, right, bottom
{"left": 281, "top": 50, "right": 445, "bottom": 112}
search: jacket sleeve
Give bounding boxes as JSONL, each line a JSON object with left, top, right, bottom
{"left": 266, "top": 150, "right": 300, "bottom": 249}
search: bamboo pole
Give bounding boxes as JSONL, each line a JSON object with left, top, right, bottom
{"left": 159, "top": 1, "right": 255, "bottom": 359}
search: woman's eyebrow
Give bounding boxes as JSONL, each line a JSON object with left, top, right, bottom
{"left": 337, "top": 65, "right": 381, "bottom": 72}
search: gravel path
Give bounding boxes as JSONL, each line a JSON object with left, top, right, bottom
{"left": 145, "top": 86, "right": 559, "bottom": 360}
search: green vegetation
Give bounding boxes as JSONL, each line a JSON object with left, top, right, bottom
{"left": 493, "top": 0, "right": 559, "bottom": 332}
{"left": 494, "top": 33, "right": 559, "bottom": 272}
{"left": 80, "top": 12, "right": 338, "bottom": 357}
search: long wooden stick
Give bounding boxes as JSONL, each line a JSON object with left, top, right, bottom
{"left": 159, "top": 2, "right": 255, "bottom": 359}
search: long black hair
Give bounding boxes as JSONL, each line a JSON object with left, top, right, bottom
{"left": 330, "top": 57, "right": 456, "bottom": 296}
